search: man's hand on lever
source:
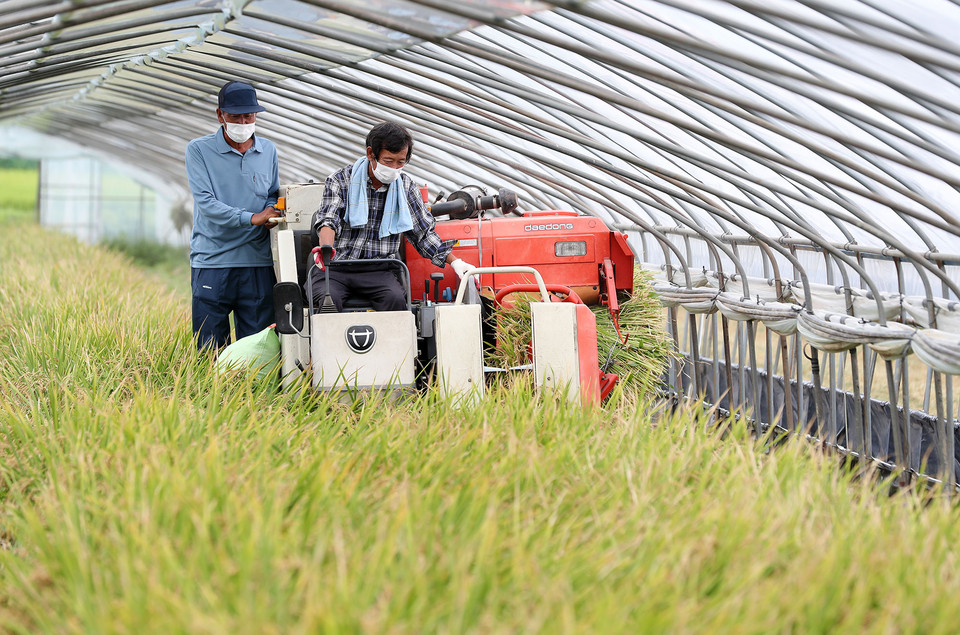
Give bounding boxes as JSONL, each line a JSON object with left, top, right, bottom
{"left": 252, "top": 205, "right": 283, "bottom": 226}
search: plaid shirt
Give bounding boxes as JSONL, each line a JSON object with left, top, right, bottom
{"left": 313, "top": 163, "right": 454, "bottom": 267}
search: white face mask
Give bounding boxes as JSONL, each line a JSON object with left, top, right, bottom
{"left": 224, "top": 121, "right": 255, "bottom": 143}
{"left": 372, "top": 160, "right": 402, "bottom": 184}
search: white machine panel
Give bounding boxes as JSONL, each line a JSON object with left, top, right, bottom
{"left": 272, "top": 228, "right": 298, "bottom": 283}
{"left": 311, "top": 311, "right": 417, "bottom": 393}
{"left": 434, "top": 304, "right": 484, "bottom": 405}
{"left": 270, "top": 227, "right": 311, "bottom": 389}
{"left": 278, "top": 182, "right": 325, "bottom": 230}
{"left": 531, "top": 302, "right": 581, "bottom": 404}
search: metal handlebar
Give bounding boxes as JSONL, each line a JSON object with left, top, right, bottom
{"left": 453, "top": 266, "right": 549, "bottom": 305}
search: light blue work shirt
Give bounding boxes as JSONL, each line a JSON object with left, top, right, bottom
{"left": 186, "top": 127, "right": 279, "bottom": 268}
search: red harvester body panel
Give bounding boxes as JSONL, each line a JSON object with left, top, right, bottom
{"left": 575, "top": 303, "right": 601, "bottom": 406}
{"left": 404, "top": 211, "right": 635, "bottom": 305}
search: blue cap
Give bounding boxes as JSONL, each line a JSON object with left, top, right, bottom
{"left": 218, "top": 81, "right": 266, "bottom": 114}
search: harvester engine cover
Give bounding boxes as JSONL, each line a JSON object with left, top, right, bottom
{"left": 405, "top": 208, "right": 635, "bottom": 309}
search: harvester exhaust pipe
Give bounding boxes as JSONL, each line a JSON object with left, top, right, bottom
{"left": 431, "top": 186, "right": 519, "bottom": 219}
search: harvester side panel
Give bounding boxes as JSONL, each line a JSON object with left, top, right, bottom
{"left": 611, "top": 231, "right": 634, "bottom": 290}
{"left": 531, "top": 303, "right": 581, "bottom": 405}
{"left": 311, "top": 312, "right": 417, "bottom": 394}
{"left": 573, "top": 304, "right": 601, "bottom": 405}
{"left": 434, "top": 304, "right": 484, "bottom": 405}
{"left": 273, "top": 228, "right": 311, "bottom": 388}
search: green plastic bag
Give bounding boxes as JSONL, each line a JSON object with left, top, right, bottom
{"left": 215, "top": 325, "right": 281, "bottom": 387}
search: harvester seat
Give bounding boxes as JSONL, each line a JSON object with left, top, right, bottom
{"left": 308, "top": 257, "right": 413, "bottom": 314}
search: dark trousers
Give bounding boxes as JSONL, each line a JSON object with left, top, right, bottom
{"left": 192, "top": 266, "right": 276, "bottom": 350}
{"left": 308, "top": 267, "right": 405, "bottom": 312}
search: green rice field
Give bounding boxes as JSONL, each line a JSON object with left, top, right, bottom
{"left": 0, "top": 162, "right": 38, "bottom": 223}
{"left": 3, "top": 215, "right": 960, "bottom": 632}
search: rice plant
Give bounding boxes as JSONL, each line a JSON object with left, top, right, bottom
{"left": 0, "top": 165, "right": 39, "bottom": 223}
{"left": 485, "top": 268, "right": 674, "bottom": 400}
{"left": 3, "top": 226, "right": 960, "bottom": 633}
{"left": 101, "top": 236, "right": 190, "bottom": 297}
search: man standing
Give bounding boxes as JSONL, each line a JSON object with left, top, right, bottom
{"left": 310, "top": 121, "right": 473, "bottom": 311}
{"left": 186, "top": 80, "right": 282, "bottom": 349}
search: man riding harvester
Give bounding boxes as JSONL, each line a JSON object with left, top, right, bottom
{"left": 269, "top": 122, "right": 634, "bottom": 406}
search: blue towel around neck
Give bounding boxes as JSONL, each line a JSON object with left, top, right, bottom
{"left": 346, "top": 156, "right": 414, "bottom": 239}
